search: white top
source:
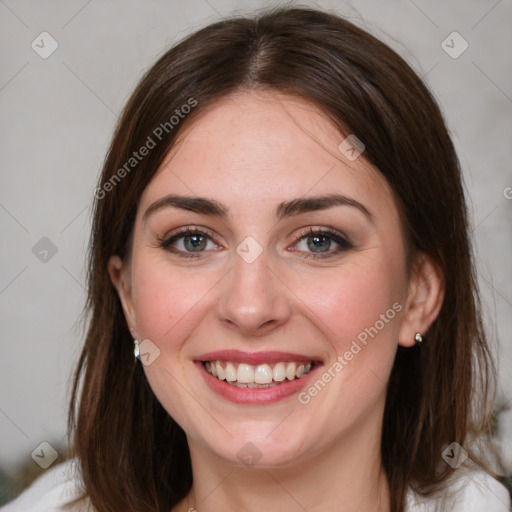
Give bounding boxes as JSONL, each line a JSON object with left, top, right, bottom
{"left": 1, "top": 458, "right": 510, "bottom": 511}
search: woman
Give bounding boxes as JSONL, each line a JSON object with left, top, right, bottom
{"left": 3, "top": 6, "right": 510, "bottom": 512}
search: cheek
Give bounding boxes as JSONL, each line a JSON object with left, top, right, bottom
{"left": 296, "top": 257, "right": 404, "bottom": 362}
{"left": 129, "top": 257, "right": 215, "bottom": 345}
{"left": 291, "top": 260, "right": 404, "bottom": 428}
{"left": 128, "top": 259, "right": 216, "bottom": 431}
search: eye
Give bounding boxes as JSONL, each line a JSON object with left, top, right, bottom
{"left": 292, "top": 227, "right": 352, "bottom": 259}
{"left": 158, "top": 228, "right": 221, "bottom": 258}
{"left": 158, "top": 226, "right": 352, "bottom": 260}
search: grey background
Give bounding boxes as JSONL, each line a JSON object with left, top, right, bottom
{"left": 1, "top": 0, "right": 511, "bottom": 486}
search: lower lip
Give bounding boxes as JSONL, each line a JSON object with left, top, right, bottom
{"left": 195, "top": 361, "right": 321, "bottom": 405}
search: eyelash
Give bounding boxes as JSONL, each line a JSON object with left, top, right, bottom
{"left": 157, "top": 226, "right": 353, "bottom": 260}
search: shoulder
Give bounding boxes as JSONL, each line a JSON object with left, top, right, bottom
{"left": 406, "top": 469, "right": 511, "bottom": 512}
{"left": 0, "top": 458, "right": 94, "bottom": 512}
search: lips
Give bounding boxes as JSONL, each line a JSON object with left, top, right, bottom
{"left": 197, "top": 349, "right": 320, "bottom": 365}
{"left": 195, "top": 350, "right": 323, "bottom": 404}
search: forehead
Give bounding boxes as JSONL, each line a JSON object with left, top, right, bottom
{"left": 139, "top": 90, "right": 396, "bottom": 221}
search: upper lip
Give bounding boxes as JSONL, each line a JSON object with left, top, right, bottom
{"left": 196, "top": 350, "right": 323, "bottom": 366}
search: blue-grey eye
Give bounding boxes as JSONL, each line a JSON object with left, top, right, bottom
{"left": 183, "top": 234, "right": 207, "bottom": 252}
{"left": 307, "top": 234, "right": 332, "bottom": 252}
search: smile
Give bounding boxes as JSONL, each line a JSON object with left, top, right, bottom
{"left": 203, "top": 360, "right": 314, "bottom": 388}
{"left": 196, "top": 350, "right": 323, "bottom": 404}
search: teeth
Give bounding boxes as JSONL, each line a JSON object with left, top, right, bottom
{"left": 286, "top": 362, "right": 296, "bottom": 380}
{"left": 204, "top": 360, "right": 315, "bottom": 385}
{"left": 237, "top": 363, "right": 254, "bottom": 383}
{"left": 273, "top": 362, "right": 286, "bottom": 382}
{"left": 231, "top": 381, "right": 278, "bottom": 389}
{"left": 216, "top": 361, "right": 225, "bottom": 380}
{"left": 225, "top": 362, "right": 237, "bottom": 382}
{"left": 254, "top": 364, "right": 273, "bottom": 384}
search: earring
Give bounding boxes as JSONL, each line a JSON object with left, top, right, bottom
{"left": 134, "top": 339, "right": 140, "bottom": 361}
{"left": 414, "top": 332, "right": 423, "bottom": 345}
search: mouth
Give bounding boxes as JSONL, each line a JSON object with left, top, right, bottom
{"left": 195, "top": 350, "right": 323, "bottom": 404}
{"left": 202, "top": 360, "right": 315, "bottom": 388}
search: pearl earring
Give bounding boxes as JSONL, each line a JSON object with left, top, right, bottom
{"left": 414, "top": 332, "right": 423, "bottom": 345}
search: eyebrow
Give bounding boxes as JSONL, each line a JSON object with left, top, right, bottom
{"left": 142, "top": 193, "right": 374, "bottom": 224}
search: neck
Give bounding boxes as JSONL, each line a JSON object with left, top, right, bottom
{"left": 174, "top": 406, "right": 391, "bottom": 512}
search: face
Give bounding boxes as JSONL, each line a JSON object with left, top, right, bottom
{"left": 110, "top": 91, "right": 438, "bottom": 469}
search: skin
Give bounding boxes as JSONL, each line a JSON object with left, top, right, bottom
{"left": 109, "top": 91, "right": 444, "bottom": 512}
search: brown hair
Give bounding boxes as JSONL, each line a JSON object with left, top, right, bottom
{"left": 68, "top": 6, "right": 497, "bottom": 511}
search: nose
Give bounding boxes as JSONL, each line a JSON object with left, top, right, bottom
{"left": 217, "top": 249, "right": 292, "bottom": 337}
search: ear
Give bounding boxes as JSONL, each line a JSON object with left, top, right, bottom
{"left": 108, "top": 255, "right": 138, "bottom": 338}
{"left": 397, "top": 253, "right": 445, "bottom": 348}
